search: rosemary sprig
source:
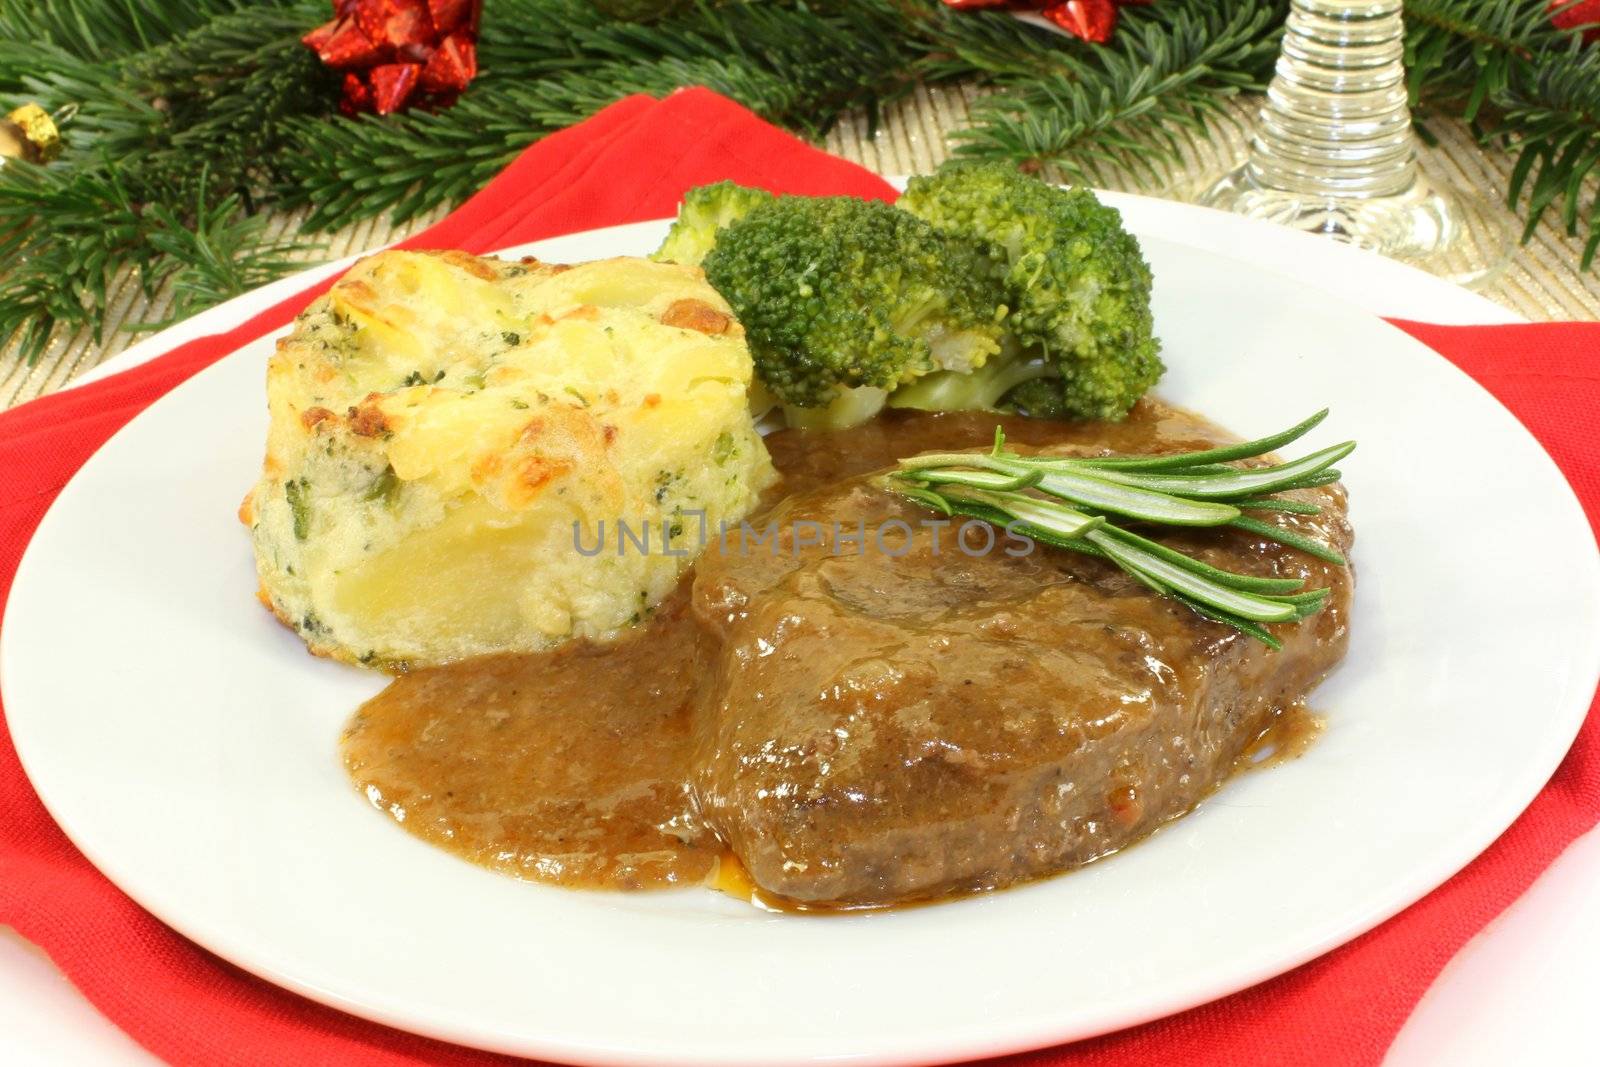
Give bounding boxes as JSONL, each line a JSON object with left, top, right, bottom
{"left": 885, "top": 411, "right": 1353, "bottom": 649}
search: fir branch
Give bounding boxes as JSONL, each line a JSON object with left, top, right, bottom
{"left": 13, "top": 3, "right": 333, "bottom": 181}
{"left": 0, "top": 0, "right": 264, "bottom": 71}
{"left": 941, "top": 2, "right": 1284, "bottom": 185}
{"left": 0, "top": 156, "right": 163, "bottom": 362}
{"left": 276, "top": 0, "right": 1286, "bottom": 226}
{"left": 4, "top": 0, "right": 1600, "bottom": 369}
{"left": 1404, "top": 0, "right": 1565, "bottom": 115}
{"left": 277, "top": 0, "right": 927, "bottom": 228}
{"left": 1404, "top": 1, "right": 1600, "bottom": 263}
{"left": 141, "top": 171, "right": 317, "bottom": 329}
{"left": 0, "top": 1, "right": 332, "bottom": 360}
{"left": 1497, "top": 38, "right": 1600, "bottom": 265}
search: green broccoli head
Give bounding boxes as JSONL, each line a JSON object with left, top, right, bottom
{"left": 702, "top": 195, "right": 1006, "bottom": 410}
{"left": 651, "top": 181, "right": 775, "bottom": 267}
{"left": 899, "top": 162, "right": 1163, "bottom": 420}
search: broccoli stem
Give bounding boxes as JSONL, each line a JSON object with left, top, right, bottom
{"left": 782, "top": 385, "right": 888, "bottom": 432}
{"left": 887, "top": 353, "right": 1055, "bottom": 413}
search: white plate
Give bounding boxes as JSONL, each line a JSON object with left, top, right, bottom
{"left": 4, "top": 203, "right": 1597, "bottom": 1067}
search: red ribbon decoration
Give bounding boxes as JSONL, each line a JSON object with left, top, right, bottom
{"left": 303, "top": 0, "right": 483, "bottom": 115}
{"left": 1551, "top": 0, "right": 1600, "bottom": 42}
{"left": 942, "top": 0, "right": 1150, "bottom": 44}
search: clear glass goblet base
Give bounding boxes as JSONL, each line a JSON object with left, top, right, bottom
{"left": 1200, "top": 162, "right": 1510, "bottom": 289}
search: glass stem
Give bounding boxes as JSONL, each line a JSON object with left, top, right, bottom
{"left": 1249, "top": 0, "right": 1417, "bottom": 200}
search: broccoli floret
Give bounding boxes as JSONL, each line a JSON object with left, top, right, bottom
{"left": 899, "top": 162, "right": 1163, "bottom": 420}
{"left": 702, "top": 195, "right": 1006, "bottom": 413}
{"left": 651, "top": 181, "right": 775, "bottom": 267}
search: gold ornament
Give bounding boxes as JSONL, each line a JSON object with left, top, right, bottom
{"left": 0, "top": 103, "right": 63, "bottom": 165}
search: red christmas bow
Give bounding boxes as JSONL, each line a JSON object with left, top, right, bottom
{"left": 303, "top": 0, "right": 482, "bottom": 115}
{"left": 1551, "top": 0, "right": 1600, "bottom": 42}
{"left": 942, "top": 0, "right": 1150, "bottom": 44}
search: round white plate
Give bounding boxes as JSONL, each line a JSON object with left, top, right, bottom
{"left": 4, "top": 203, "right": 1597, "bottom": 1067}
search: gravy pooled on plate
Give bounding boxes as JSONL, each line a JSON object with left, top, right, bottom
{"left": 344, "top": 596, "right": 718, "bottom": 889}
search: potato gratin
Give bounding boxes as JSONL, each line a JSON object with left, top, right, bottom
{"left": 243, "top": 250, "right": 775, "bottom": 667}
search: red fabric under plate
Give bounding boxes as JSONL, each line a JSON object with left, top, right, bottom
{"left": 0, "top": 88, "right": 1596, "bottom": 1067}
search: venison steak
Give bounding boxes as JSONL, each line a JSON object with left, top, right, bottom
{"left": 689, "top": 407, "right": 1353, "bottom": 906}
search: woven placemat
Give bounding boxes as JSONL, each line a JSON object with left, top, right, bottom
{"left": 3, "top": 85, "right": 1596, "bottom": 409}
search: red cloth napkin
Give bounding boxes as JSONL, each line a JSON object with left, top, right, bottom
{"left": 1, "top": 87, "right": 1596, "bottom": 1067}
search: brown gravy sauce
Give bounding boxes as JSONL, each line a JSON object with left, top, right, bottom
{"left": 343, "top": 593, "right": 719, "bottom": 890}
{"left": 1238, "top": 702, "right": 1325, "bottom": 772}
{"left": 341, "top": 402, "right": 1327, "bottom": 906}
